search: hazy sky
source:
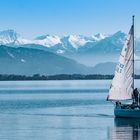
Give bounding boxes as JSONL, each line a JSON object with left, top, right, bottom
{"left": 0, "top": 0, "right": 139, "bottom": 38}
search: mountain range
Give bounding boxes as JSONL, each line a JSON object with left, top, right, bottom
{"left": 0, "top": 45, "right": 95, "bottom": 75}
{"left": 0, "top": 29, "right": 107, "bottom": 48}
{"left": 0, "top": 29, "right": 140, "bottom": 75}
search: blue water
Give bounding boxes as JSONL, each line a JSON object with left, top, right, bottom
{"left": 0, "top": 80, "right": 139, "bottom": 140}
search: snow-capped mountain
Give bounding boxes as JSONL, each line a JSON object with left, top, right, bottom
{"left": 1, "top": 30, "right": 140, "bottom": 74}
{"left": 0, "top": 29, "right": 108, "bottom": 49}
{"left": 84, "top": 31, "right": 126, "bottom": 54}
{"left": 34, "top": 34, "right": 108, "bottom": 50}
{"left": 67, "top": 35, "right": 93, "bottom": 49}
{"left": 34, "top": 35, "right": 61, "bottom": 47}
{"left": 0, "top": 29, "right": 126, "bottom": 52}
{"left": 92, "top": 33, "right": 107, "bottom": 41}
{"left": 0, "top": 29, "right": 19, "bottom": 44}
{"left": 0, "top": 29, "right": 32, "bottom": 45}
{"left": 1, "top": 29, "right": 140, "bottom": 67}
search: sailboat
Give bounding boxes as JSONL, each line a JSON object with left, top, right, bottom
{"left": 107, "top": 16, "right": 140, "bottom": 118}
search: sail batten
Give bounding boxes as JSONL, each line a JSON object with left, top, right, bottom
{"left": 107, "top": 25, "right": 134, "bottom": 101}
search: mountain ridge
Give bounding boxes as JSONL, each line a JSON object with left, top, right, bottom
{"left": 0, "top": 45, "right": 95, "bottom": 75}
{"left": 0, "top": 29, "right": 140, "bottom": 69}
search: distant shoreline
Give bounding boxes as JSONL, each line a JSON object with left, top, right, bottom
{"left": 0, "top": 74, "right": 140, "bottom": 81}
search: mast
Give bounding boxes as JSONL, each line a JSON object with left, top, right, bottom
{"left": 132, "top": 15, "right": 135, "bottom": 91}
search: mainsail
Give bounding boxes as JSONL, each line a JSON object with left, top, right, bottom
{"left": 107, "top": 25, "right": 134, "bottom": 101}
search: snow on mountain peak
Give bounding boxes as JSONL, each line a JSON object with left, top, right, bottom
{"left": 0, "top": 29, "right": 32, "bottom": 45}
{"left": 0, "top": 29, "right": 19, "bottom": 44}
{"left": 68, "top": 35, "right": 92, "bottom": 49}
{"left": 34, "top": 35, "right": 61, "bottom": 47}
{"left": 0, "top": 29, "right": 131, "bottom": 54}
{"left": 92, "top": 33, "right": 107, "bottom": 41}
{"left": 15, "top": 38, "right": 34, "bottom": 45}
{"left": 0, "top": 29, "right": 19, "bottom": 37}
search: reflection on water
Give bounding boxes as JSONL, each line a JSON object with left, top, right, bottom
{"left": 108, "top": 118, "right": 140, "bottom": 140}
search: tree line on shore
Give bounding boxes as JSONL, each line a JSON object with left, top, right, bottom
{"left": 0, "top": 74, "right": 140, "bottom": 81}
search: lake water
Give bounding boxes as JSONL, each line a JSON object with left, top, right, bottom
{"left": 0, "top": 80, "right": 140, "bottom": 140}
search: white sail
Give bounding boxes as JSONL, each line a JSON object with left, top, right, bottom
{"left": 107, "top": 26, "right": 134, "bottom": 101}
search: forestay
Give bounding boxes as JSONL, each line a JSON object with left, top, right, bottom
{"left": 107, "top": 26, "right": 134, "bottom": 101}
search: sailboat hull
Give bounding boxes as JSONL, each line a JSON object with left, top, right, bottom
{"left": 114, "top": 107, "right": 140, "bottom": 118}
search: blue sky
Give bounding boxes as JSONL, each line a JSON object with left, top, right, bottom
{"left": 0, "top": 0, "right": 139, "bottom": 38}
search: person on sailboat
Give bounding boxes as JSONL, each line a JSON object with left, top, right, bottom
{"left": 115, "top": 101, "right": 121, "bottom": 107}
{"left": 132, "top": 88, "right": 140, "bottom": 105}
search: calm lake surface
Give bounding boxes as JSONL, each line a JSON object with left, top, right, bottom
{"left": 0, "top": 80, "right": 140, "bottom": 140}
